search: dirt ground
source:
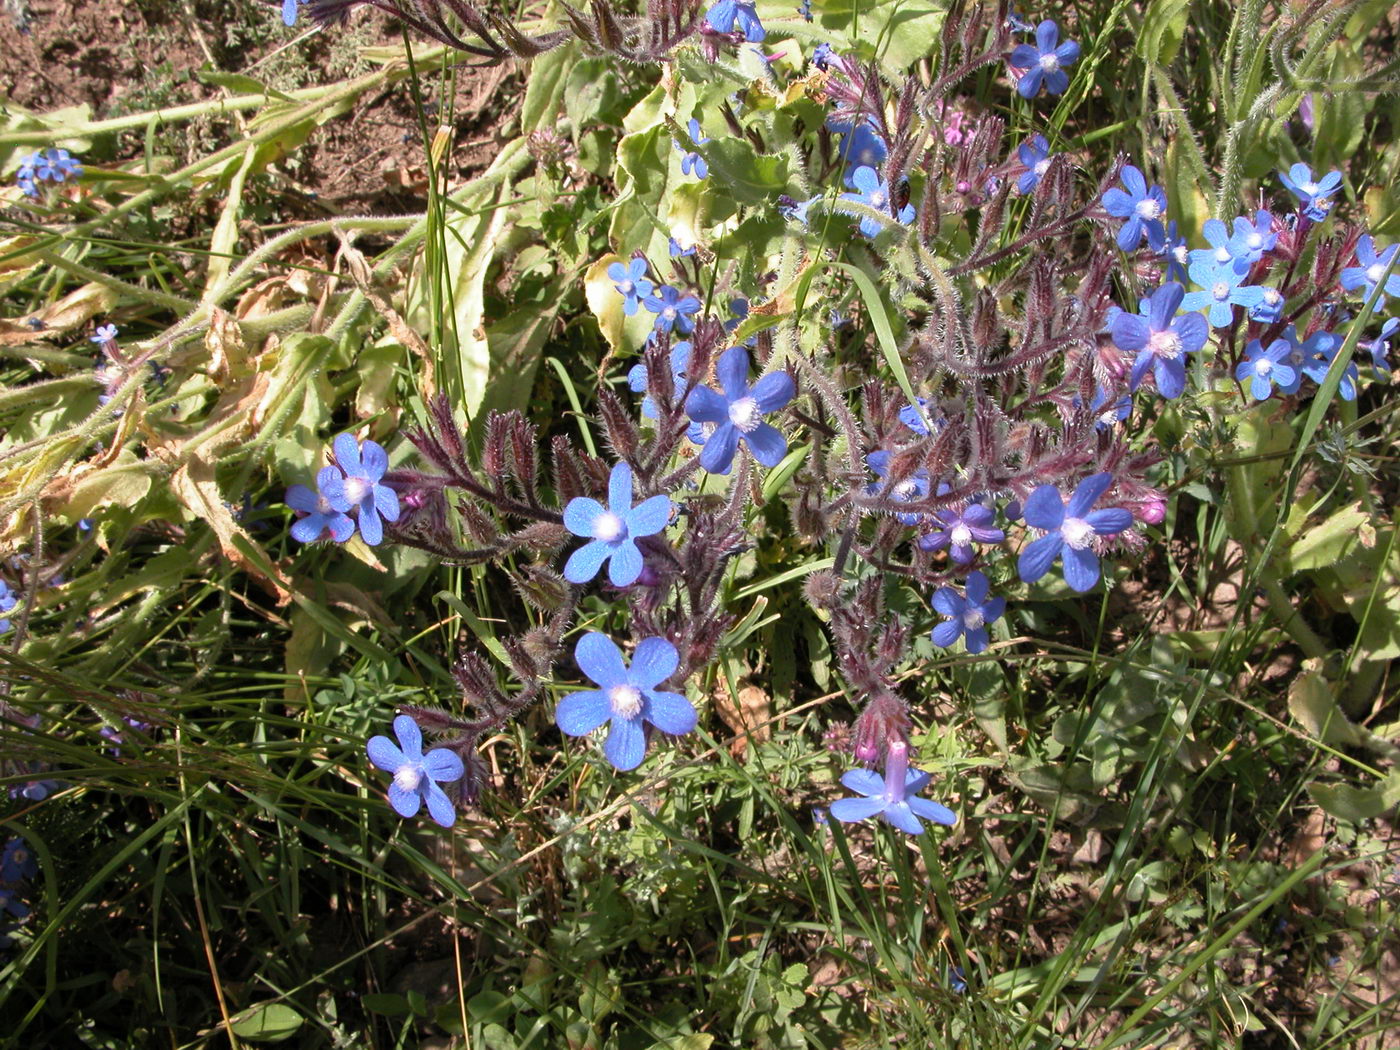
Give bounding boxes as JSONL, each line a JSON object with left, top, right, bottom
{"left": 1, "top": 0, "right": 517, "bottom": 206}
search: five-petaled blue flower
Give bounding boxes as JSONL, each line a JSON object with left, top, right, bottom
{"left": 1147, "top": 220, "right": 1190, "bottom": 283}
{"left": 0, "top": 838, "right": 36, "bottom": 883}
{"left": 684, "top": 346, "right": 795, "bottom": 474}
{"left": 1361, "top": 317, "right": 1398, "bottom": 376}
{"left": 828, "top": 119, "right": 888, "bottom": 187}
{"left": 608, "top": 258, "right": 653, "bottom": 316}
{"left": 1089, "top": 387, "right": 1132, "bottom": 430}
{"left": 628, "top": 341, "right": 691, "bottom": 419}
{"left": 1111, "top": 282, "right": 1209, "bottom": 399}
{"left": 1016, "top": 134, "right": 1053, "bottom": 194}
{"left": 1180, "top": 255, "right": 1267, "bottom": 328}
{"left": 919, "top": 501, "right": 1005, "bottom": 563}
{"left": 837, "top": 165, "right": 914, "bottom": 238}
{"left": 643, "top": 285, "right": 702, "bottom": 335}
{"left": 705, "top": 0, "right": 765, "bottom": 41}
{"left": 1341, "top": 235, "right": 1400, "bottom": 309}
{"left": 1278, "top": 163, "right": 1342, "bottom": 222}
{"left": 1019, "top": 473, "right": 1134, "bottom": 592}
{"left": 286, "top": 464, "right": 356, "bottom": 544}
{"left": 866, "top": 450, "right": 930, "bottom": 525}
{"left": 320, "top": 433, "right": 401, "bottom": 546}
{"left": 16, "top": 148, "right": 81, "bottom": 198}
{"left": 1010, "top": 20, "right": 1080, "bottom": 99}
{"left": 1223, "top": 210, "right": 1278, "bottom": 266}
{"left": 677, "top": 119, "right": 710, "bottom": 179}
{"left": 366, "top": 715, "right": 465, "bottom": 827}
{"left": 1102, "top": 165, "right": 1168, "bottom": 251}
{"left": 1296, "top": 329, "right": 1359, "bottom": 401}
{"left": 931, "top": 570, "right": 1005, "bottom": 654}
{"left": 829, "top": 741, "right": 957, "bottom": 835}
{"left": 90, "top": 324, "right": 119, "bottom": 345}
{"left": 1235, "top": 338, "right": 1298, "bottom": 401}
{"left": 555, "top": 633, "right": 697, "bottom": 771}
{"left": 563, "top": 462, "right": 673, "bottom": 587}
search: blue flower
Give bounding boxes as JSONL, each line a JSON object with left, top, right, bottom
{"left": 837, "top": 165, "right": 914, "bottom": 238}
{"left": 1224, "top": 210, "right": 1278, "bottom": 266}
{"left": 949, "top": 966, "right": 969, "bottom": 994}
{"left": 668, "top": 238, "right": 697, "bottom": 258}
{"left": 0, "top": 888, "right": 29, "bottom": 921}
{"left": 828, "top": 741, "right": 957, "bottom": 835}
{"left": 931, "top": 570, "right": 1005, "bottom": 654}
{"left": 1102, "top": 165, "right": 1167, "bottom": 251}
{"left": 90, "top": 324, "right": 119, "bottom": 345}
{"left": 866, "top": 450, "right": 930, "bottom": 525}
{"left": 1111, "top": 282, "right": 1209, "bottom": 399}
{"left": 16, "top": 148, "right": 81, "bottom": 197}
{"left": 643, "top": 285, "right": 702, "bottom": 335}
{"left": 1089, "top": 387, "right": 1132, "bottom": 430}
{"left": 724, "top": 298, "right": 749, "bottom": 333}
{"left": 899, "top": 397, "right": 935, "bottom": 435}
{"left": 282, "top": 0, "right": 306, "bottom": 25}
{"left": 555, "top": 633, "right": 697, "bottom": 771}
{"left": 1009, "top": 20, "right": 1080, "bottom": 98}
{"left": 1016, "top": 134, "right": 1053, "bottom": 194}
{"left": 684, "top": 346, "right": 795, "bottom": 474}
{"left": 1180, "top": 256, "right": 1267, "bottom": 328}
{"left": 628, "top": 341, "right": 691, "bottom": 419}
{"left": 286, "top": 465, "right": 356, "bottom": 544}
{"left": 0, "top": 838, "right": 36, "bottom": 883}
{"left": 706, "top": 0, "right": 765, "bottom": 41}
{"left": 608, "top": 258, "right": 653, "bottom": 316}
{"left": 1146, "top": 220, "right": 1190, "bottom": 283}
{"left": 563, "top": 462, "right": 673, "bottom": 587}
{"left": 0, "top": 579, "right": 15, "bottom": 635}
{"left": 677, "top": 119, "right": 710, "bottom": 179}
{"left": 366, "top": 715, "right": 464, "bottom": 827}
{"left": 1235, "top": 338, "right": 1298, "bottom": 401}
{"left": 1018, "top": 473, "right": 1134, "bottom": 592}
{"left": 1248, "top": 286, "right": 1286, "bottom": 324}
{"left": 1361, "top": 317, "right": 1398, "bottom": 376}
{"left": 1278, "top": 163, "right": 1342, "bottom": 222}
{"left": 319, "top": 433, "right": 401, "bottom": 546}
{"left": 1341, "top": 235, "right": 1400, "bottom": 309}
{"left": 919, "top": 502, "right": 1005, "bottom": 563}
{"left": 828, "top": 119, "right": 888, "bottom": 187}
{"left": 1297, "top": 329, "right": 1359, "bottom": 401}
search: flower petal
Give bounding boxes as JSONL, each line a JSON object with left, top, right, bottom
{"left": 285, "top": 484, "right": 319, "bottom": 513}
{"left": 829, "top": 795, "right": 887, "bottom": 824}
{"left": 375, "top": 485, "right": 401, "bottom": 523}
{"left": 575, "top": 631, "right": 627, "bottom": 687}
{"left": 907, "top": 796, "right": 958, "bottom": 826}
{"left": 716, "top": 346, "right": 751, "bottom": 400}
{"left": 685, "top": 385, "right": 730, "bottom": 423}
{"left": 643, "top": 690, "right": 696, "bottom": 735}
{"left": 393, "top": 715, "right": 424, "bottom": 759}
{"left": 699, "top": 423, "right": 741, "bottom": 474}
{"left": 626, "top": 495, "right": 673, "bottom": 537}
{"left": 387, "top": 782, "right": 422, "bottom": 818}
{"left": 1067, "top": 472, "right": 1114, "bottom": 517}
{"left": 1023, "top": 484, "right": 1066, "bottom": 529}
{"left": 424, "top": 782, "right": 456, "bottom": 827}
{"left": 604, "top": 716, "right": 647, "bottom": 771}
{"left": 563, "top": 497, "right": 606, "bottom": 537}
{"left": 360, "top": 440, "right": 389, "bottom": 482}
{"left": 564, "top": 539, "right": 610, "bottom": 584}
{"left": 1018, "top": 533, "right": 1063, "bottom": 584}
{"left": 629, "top": 637, "right": 679, "bottom": 689}
{"left": 743, "top": 422, "right": 788, "bottom": 467}
{"left": 1085, "top": 508, "right": 1134, "bottom": 535}
{"left": 358, "top": 506, "right": 384, "bottom": 546}
{"left": 750, "top": 371, "right": 795, "bottom": 413}
{"left": 556, "top": 689, "right": 613, "bottom": 736}
{"left": 606, "top": 539, "right": 644, "bottom": 587}
{"left": 333, "top": 432, "right": 362, "bottom": 476}
{"left": 932, "top": 620, "right": 963, "bottom": 648}
{"left": 840, "top": 768, "right": 886, "bottom": 796}
{"left": 882, "top": 802, "right": 926, "bottom": 835}
{"left": 366, "top": 735, "right": 406, "bottom": 772}
{"left": 1062, "top": 545, "right": 1101, "bottom": 591}
{"left": 608, "top": 461, "right": 633, "bottom": 514}
{"left": 424, "top": 747, "right": 464, "bottom": 782}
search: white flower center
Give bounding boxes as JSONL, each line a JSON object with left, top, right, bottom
{"left": 1313, "top": 198, "right": 1333, "bottom": 216}
{"left": 1033, "top": 159, "right": 1050, "bottom": 177}
{"left": 1367, "top": 262, "right": 1386, "bottom": 284}
{"left": 393, "top": 764, "right": 424, "bottom": 792}
{"left": 593, "top": 512, "right": 626, "bottom": 543}
{"left": 610, "top": 684, "right": 643, "bottom": 719}
{"left": 869, "top": 188, "right": 888, "bottom": 210}
{"left": 962, "top": 607, "right": 985, "bottom": 631}
{"left": 1211, "top": 281, "right": 1230, "bottom": 302}
{"left": 894, "top": 479, "right": 919, "bottom": 500}
{"left": 1135, "top": 198, "right": 1162, "bottom": 220}
{"left": 1262, "top": 288, "right": 1282, "bottom": 305}
{"left": 1255, "top": 358, "right": 1274, "bottom": 376}
{"left": 1038, "top": 53, "right": 1060, "bottom": 73}
{"left": 1247, "top": 232, "right": 1264, "bottom": 250}
{"left": 342, "top": 476, "right": 370, "bottom": 506}
{"left": 728, "top": 396, "right": 763, "bottom": 433}
{"left": 1149, "top": 329, "right": 1183, "bottom": 359}
{"left": 1214, "top": 246, "right": 1232, "bottom": 264}
{"left": 1300, "top": 181, "right": 1318, "bottom": 195}
{"left": 1173, "top": 245, "right": 1189, "bottom": 265}
{"left": 1099, "top": 408, "right": 1121, "bottom": 426}
{"left": 1061, "top": 516, "right": 1094, "bottom": 550}
{"left": 618, "top": 279, "right": 633, "bottom": 295}
{"left": 663, "top": 306, "right": 677, "bottom": 321}
{"left": 950, "top": 523, "right": 972, "bottom": 547}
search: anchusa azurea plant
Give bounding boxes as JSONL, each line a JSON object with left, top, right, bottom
{"left": 240, "top": 3, "right": 1394, "bottom": 844}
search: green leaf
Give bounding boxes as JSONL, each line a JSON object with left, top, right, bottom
{"left": 521, "top": 40, "right": 578, "bottom": 134}
{"left": 701, "top": 138, "right": 791, "bottom": 208}
{"left": 230, "top": 1003, "right": 303, "bottom": 1042}
{"left": 196, "top": 69, "right": 294, "bottom": 101}
{"left": 1309, "top": 771, "right": 1400, "bottom": 823}
{"left": 1286, "top": 502, "right": 1372, "bottom": 574}
{"left": 361, "top": 992, "right": 411, "bottom": 1017}
{"left": 1138, "top": 0, "right": 1191, "bottom": 66}
{"left": 1288, "top": 662, "right": 1363, "bottom": 747}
